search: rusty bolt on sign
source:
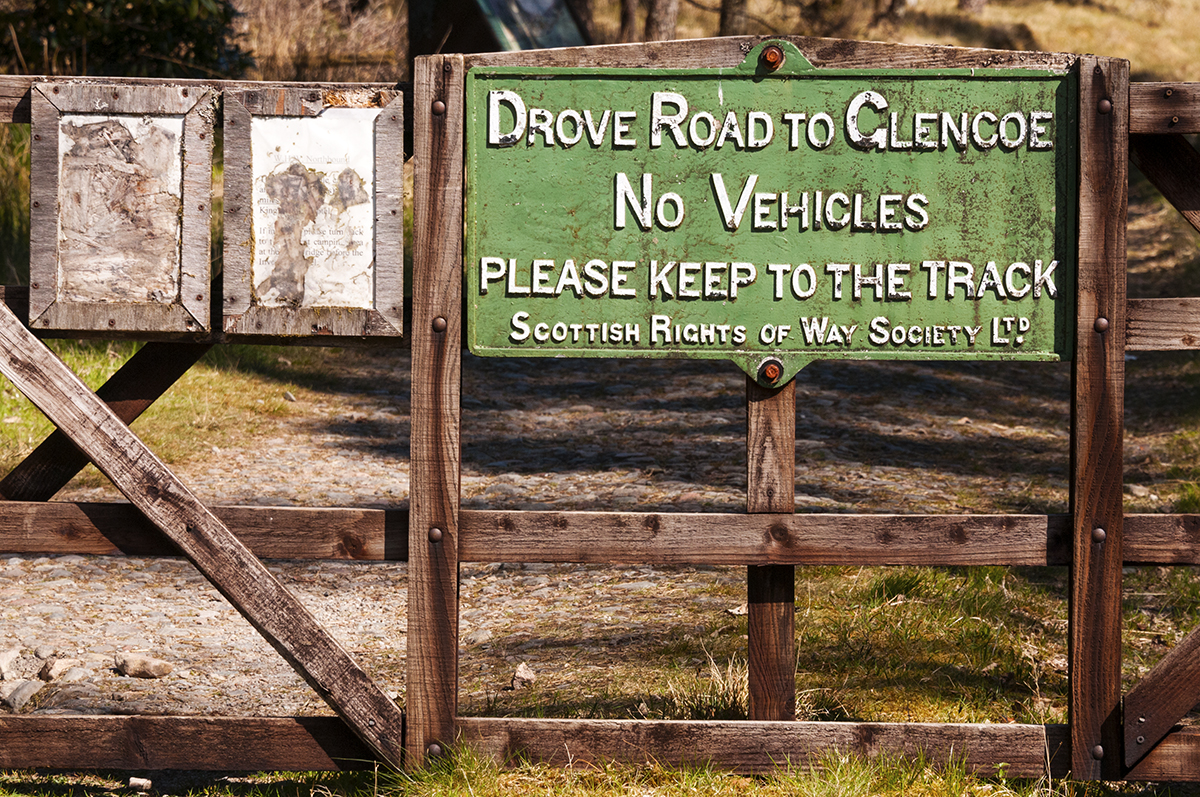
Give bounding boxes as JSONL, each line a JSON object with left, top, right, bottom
{"left": 758, "top": 358, "right": 784, "bottom": 384}
{"left": 760, "top": 45, "right": 786, "bottom": 72}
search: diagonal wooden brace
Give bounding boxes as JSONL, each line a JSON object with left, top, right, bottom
{"left": 0, "top": 342, "right": 212, "bottom": 501}
{"left": 1124, "top": 627, "right": 1200, "bottom": 768}
{"left": 1129, "top": 133, "right": 1200, "bottom": 236}
{"left": 0, "top": 303, "right": 405, "bottom": 769}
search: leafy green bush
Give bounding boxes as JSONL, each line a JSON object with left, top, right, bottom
{"left": 1, "top": 0, "right": 252, "bottom": 78}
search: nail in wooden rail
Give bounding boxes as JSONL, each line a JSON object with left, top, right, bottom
{"left": 408, "top": 53, "right": 466, "bottom": 769}
{"left": 0, "top": 302, "right": 405, "bottom": 770}
{"left": 1070, "top": 55, "right": 1128, "bottom": 781}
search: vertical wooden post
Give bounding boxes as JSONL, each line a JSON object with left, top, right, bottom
{"left": 746, "top": 377, "right": 796, "bottom": 721}
{"left": 1070, "top": 54, "right": 1128, "bottom": 780}
{"left": 408, "top": 53, "right": 465, "bottom": 768}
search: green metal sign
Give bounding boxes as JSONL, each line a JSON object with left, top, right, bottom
{"left": 465, "top": 42, "right": 1077, "bottom": 385}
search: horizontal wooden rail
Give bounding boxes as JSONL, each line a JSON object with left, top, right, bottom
{"left": 3, "top": 503, "right": 1199, "bottom": 566}
{"left": 0, "top": 501, "right": 407, "bottom": 559}
{"left": 1127, "top": 298, "right": 1200, "bottom": 350}
{"left": 1130, "top": 83, "right": 1200, "bottom": 134}
{"left": 461, "top": 510, "right": 1072, "bottom": 565}
{"left": 458, "top": 717, "right": 1070, "bottom": 777}
{"left": 1125, "top": 728, "right": 1200, "bottom": 781}
{"left": 0, "top": 74, "right": 406, "bottom": 125}
{"left": 0, "top": 716, "right": 375, "bottom": 771}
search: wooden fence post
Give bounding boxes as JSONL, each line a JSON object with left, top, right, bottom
{"left": 408, "top": 53, "right": 466, "bottom": 768}
{"left": 747, "top": 378, "right": 796, "bottom": 721}
{"left": 1070, "top": 54, "right": 1128, "bottom": 780}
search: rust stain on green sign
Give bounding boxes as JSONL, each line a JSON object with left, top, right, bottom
{"left": 465, "top": 41, "right": 1077, "bottom": 385}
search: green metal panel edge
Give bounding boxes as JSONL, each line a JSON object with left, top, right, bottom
{"left": 464, "top": 42, "right": 1079, "bottom": 385}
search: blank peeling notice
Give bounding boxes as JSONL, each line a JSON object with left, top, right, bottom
{"left": 250, "top": 108, "right": 380, "bottom": 309}
{"left": 57, "top": 114, "right": 184, "bottom": 304}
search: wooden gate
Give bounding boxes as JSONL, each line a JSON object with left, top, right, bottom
{"left": 1, "top": 36, "right": 1200, "bottom": 782}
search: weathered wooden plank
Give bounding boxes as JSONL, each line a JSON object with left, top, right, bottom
{"left": 221, "top": 93, "right": 254, "bottom": 323}
{"left": 374, "top": 94, "right": 406, "bottom": 335}
{"left": 1071, "top": 55, "right": 1129, "bottom": 780}
{"left": 1123, "top": 514, "right": 1200, "bottom": 563}
{"left": 27, "top": 87, "right": 58, "bottom": 324}
{"left": 459, "top": 717, "right": 1071, "bottom": 777}
{"left": 462, "top": 36, "right": 1076, "bottom": 71}
{"left": 408, "top": 53, "right": 465, "bottom": 769}
{"left": 1125, "top": 727, "right": 1200, "bottom": 781}
{"left": 1130, "top": 82, "right": 1200, "bottom": 134}
{"left": 1, "top": 75, "right": 407, "bottom": 124}
{"left": 0, "top": 342, "right": 212, "bottom": 501}
{"left": 1129, "top": 134, "right": 1200, "bottom": 236}
{"left": 0, "top": 303, "right": 405, "bottom": 769}
{"left": 1127, "top": 298, "right": 1200, "bottom": 350}
{"left": 460, "top": 511, "right": 1072, "bottom": 565}
{"left": 1124, "top": 628, "right": 1200, "bottom": 771}
{"left": 0, "top": 501, "right": 406, "bottom": 560}
{"left": 11, "top": 508, "right": 1200, "bottom": 567}
{"left": 746, "top": 378, "right": 795, "bottom": 722}
{"left": 0, "top": 716, "right": 375, "bottom": 771}
{"left": 180, "top": 94, "right": 214, "bottom": 331}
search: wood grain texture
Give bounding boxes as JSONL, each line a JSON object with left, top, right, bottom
{"left": 1125, "top": 727, "right": 1200, "bottom": 781}
{"left": 463, "top": 35, "right": 1077, "bottom": 71}
{"left": 0, "top": 501, "right": 407, "bottom": 560}
{"left": 746, "top": 378, "right": 795, "bottom": 722}
{"left": 1124, "top": 626, "right": 1200, "bottom": 771}
{"left": 374, "top": 93, "right": 406, "bottom": 335}
{"left": 11, "top": 508, "right": 1200, "bottom": 567}
{"left": 408, "top": 53, "right": 465, "bottom": 769}
{"left": 27, "top": 86, "right": 59, "bottom": 324}
{"left": 0, "top": 303, "right": 404, "bottom": 769}
{"left": 10, "top": 508, "right": 1200, "bottom": 567}
{"left": 1071, "top": 55, "right": 1129, "bottom": 780}
{"left": 1123, "top": 514, "right": 1200, "bottom": 564}
{"left": 0, "top": 716, "right": 375, "bottom": 771}
{"left": 459, "top": 717, "right": 1071, "bottom": 777}
{"left": 179, "top": 91, "right": 213, "bottom": 331}
{"left": 1130, "top": 82, "right": 1200, "bottom": 134}
{"left": 0, "top": 342, "right": 211, "bottom": 501}
{"left": 1129, "top": 134, "right": 1200, "bottom": 236}
{"left": 1, "top": 75, "right": 407, "bottom": 124}
{"left": 1126, "top": 298, "right": 1200, "bottom": 350}
{"left": 460, "top": 510, "right": 1074, "bottom": 564}
{"left": 222, "top": 94, "right": 255, "bottom": 321}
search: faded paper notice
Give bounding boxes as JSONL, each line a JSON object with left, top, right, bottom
{"left": 57, "top": 114, "right": 184, "bottom": 304}
{"left": 250, "top": 107, "right": 380, "bottom": 309}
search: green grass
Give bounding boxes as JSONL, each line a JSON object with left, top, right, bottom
{"left": 0, "top": 124, "right": 30, "bottom": 287}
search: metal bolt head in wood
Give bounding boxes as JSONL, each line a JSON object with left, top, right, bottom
{"left": 1098, "top": 97, "right": 1112, "bottom": 114}
{"left": 429, "top": 527, "right": 444, "bottom": 543}
{"left": 1094, "top": 317, "right": 1110, "bottom": 333}
{"left": 758, "top": 358, "right": 783, "bottom": 384}
{"left": 1092, "top": 527, "right": 1106, "bottom": 543}
{"left": 432, "top": 316, "right": 448, "bottom": 333}
{"left": 760, "top": 45, "right": 785, "bottom": 71}
{"left": 1092, "top": 745, "right": 1104, "bottom": 760}
{"left": 432, "top": 100, "right": 446, "bottom": 115}
{"left": 427, "top": 743, "right": 443, "bottom": 757}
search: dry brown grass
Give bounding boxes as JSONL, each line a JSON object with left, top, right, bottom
{"left": 233, "top": 0, "right": 407, "bottom": 82}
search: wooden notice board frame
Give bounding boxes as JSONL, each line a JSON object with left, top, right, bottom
{"left": 222, "top": 87, "right": 405, "bottom": 338}
{"left": 29, "top": 82, "right": 214, "bottom": 333}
